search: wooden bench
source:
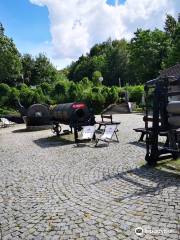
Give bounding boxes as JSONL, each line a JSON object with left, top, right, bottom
{"left": 101, "top": 114, "right": 113, "bottom": 123}
{"left": 133, "top": 128, "right": 149, "bottom": 142}
{"left": 96, "top": 114, "right": 120, "bottom": 132}
{"left": 133, "top": 127, "right": 168, "bottom": 142}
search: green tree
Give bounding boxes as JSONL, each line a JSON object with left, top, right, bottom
{"left": 68, "top": 55, "right": 94, "bottom": 82}
{"left": 67, "top": 39, "right": 128, "bottom": 86}
{"left": 129, "top": 29, "right": 170, "bottom": 84}
{"left": 0, "top": 23, "right": 22, "bottom": 85}
{"left": 31, "top": 53, "right": 57, "bottom": 85}
{"left": 104, "top": 40, "right": 129, "bottom": 86}
{"left": 0, "top": 23, "right": 4, "bottom": 36}
{"left": 21, "top": 54, "right": 35, "bottom": 85}
{"left": 164, "top": 14, "right": 177, "bottom": 38}
{"left": 53, "top": 81, "right": 67, "bottom": 103}
{"left": 89, "top": 38, "right": 112, "bottom": 57}
{"left": 164, "top": 14, "right": 180, "bottom": 67}
{"left": 165, "top": 24, "right": 180, "bottom": 67}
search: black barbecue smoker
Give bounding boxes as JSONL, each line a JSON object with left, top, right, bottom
{"left": 51, "top": 102, "right": 95, "bottom": 141}
{"left": 144, "top": 73, "right": 180, "bottom": 165}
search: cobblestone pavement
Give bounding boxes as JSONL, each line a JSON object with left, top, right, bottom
{"left": 0, "top": 114, "right": 179, "bottom": 240}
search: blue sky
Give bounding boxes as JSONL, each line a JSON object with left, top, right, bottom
{"left": 107, "top": 0, "right": 125, "bottom": 5}
{"left": 0, "top": 0, "right": 50, "bottom": 53}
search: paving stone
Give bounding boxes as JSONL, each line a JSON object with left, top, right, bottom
{"left": 0, "top": 114, "right": 179, "bottom": 240}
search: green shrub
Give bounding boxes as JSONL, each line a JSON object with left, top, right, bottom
{"left": 0, "top": 83, "right": 11, "bottom": 106}
{"left": 54, "top": 81, "right": 66, "bottom": 95}
{"left": 81, "top": 90, "right": 93, "bottom": 107}
{"left": 92, "top": 86, "right": 100, "bottom": 93}
{"left": 67, "top": 82, "right": 80, "bottom": 102}
{"left": 91, "top": 92, "right": 105, "bottom": 113}
{"left": 79, "top": 77, "right": 93, "bottom": 88}
{"left": 125, "top": 85, "right": 144, "bottom": 105}
{"left": 0, "top": 107, "right": 18, "bottom": 116}
{"left": 40, "top": 82, "right": 52, "bottom": 95}
{"left": 19, "top": 86, "right": 39, "bottom": 108}
{"left": 52, "top": 81, "right": 68, "bottom": 103}
{"left": 8, "top": 87, "right": 20, "bottom": 107}
{"left": 0, "top": 79, "right": 145, "bottom": 113}
{"left": 105, "top": 86, "right": 119, "bottom": 106}
{"left": 81, "top": 89, "right": 104, "bottom": 113}
{"left": 92, "top": 71, "right": 102, "bottom": 85}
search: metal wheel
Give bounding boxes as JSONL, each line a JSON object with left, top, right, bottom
{"left": 52, "top": 124, "right": 62, "bottom": 136}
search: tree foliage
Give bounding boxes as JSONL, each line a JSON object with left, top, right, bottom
{"left": 21, "top": 54, "right": 35, "bottom": 85}
{"left": 0, "top": 83, "right": 11, "bottom": 106}
{"left": 68, "top": 39, "right": 129, "bottom": 86}
{"left": 128, "top": 29, "right": 170, "bottom": 84}
{"left": 164, "top": 14, "right": 180, "bottom": 67}
{"left": 0, "top": 27, "right": 22, "bottom": 85}
{"left": 31, "top": 53, "right": 57, "bottom": 85}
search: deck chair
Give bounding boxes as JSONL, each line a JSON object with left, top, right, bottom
{"left": 95, "top": 124, "right": 119, "bottom": 146}
{"left": 0, "top": 118, "right": 15, "bottom": 127}
{"left": 77, "top": 126, "right": 96, "bottom": 145}
{"left": 81, "top": 126, "right": 96, "bottom": 140}
{"left": 0, "top": 118, "right": 8, "bottom": 127}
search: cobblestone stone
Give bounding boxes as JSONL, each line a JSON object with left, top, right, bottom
{"left": 0, "top": 114, "right": 179, "bottom": 239}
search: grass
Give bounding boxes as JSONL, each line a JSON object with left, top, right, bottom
{"left": 156, "top": 158, "right": 180, "bottom": 174}
{"left": 139, "top": 158, "right": 180, "bottom": 175}
{"left": 134, "top": 107, "right": 144, "bottom": 113}
{"left": 0, "top": 107, "right": 19, "bottom": 116}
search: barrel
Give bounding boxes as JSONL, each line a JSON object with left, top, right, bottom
{"left": 168, "top": 85, "right": 180, "bottom": 101}
{"left": 26, "top": 104, "right": 51, "bottom": 126}
{"left": 168, "top": 116, "right": 180, "bottom": 127}
{"left": 52, "top": 102, "right": 92, "bottom": 126}
{"left": 167, "top": 101, "right": 180, "bottom": 127}
{"left": 167, "top": 101, "right": 180, "bottom": 114}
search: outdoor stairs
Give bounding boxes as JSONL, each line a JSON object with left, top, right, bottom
{"left": 102, "top": 102, "right": 131, "bottom": 114}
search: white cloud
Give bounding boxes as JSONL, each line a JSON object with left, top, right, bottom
{"left": 29, "top": 0, "right": 180, "bottom": 69}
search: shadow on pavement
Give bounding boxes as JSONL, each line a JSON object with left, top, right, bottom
{"left": 34, "top": 134, "right": 110, "bottom": 149}
{"left": 93, "top": 164, "right": 180, "bottom": 201}
{"left": 128, "top": 141, "right": 167, "bottom": 149}
{"left": 33, "top": 136, "right": 75, "bottom": 148}
{"left": 128, "top": 141, "right": 146, "bottom": 149}
{"left": 12, "top": 128, "right": 32, "bottom": 133}
{"left": 12, "top": 128, "right": 47, "bottom": 133}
